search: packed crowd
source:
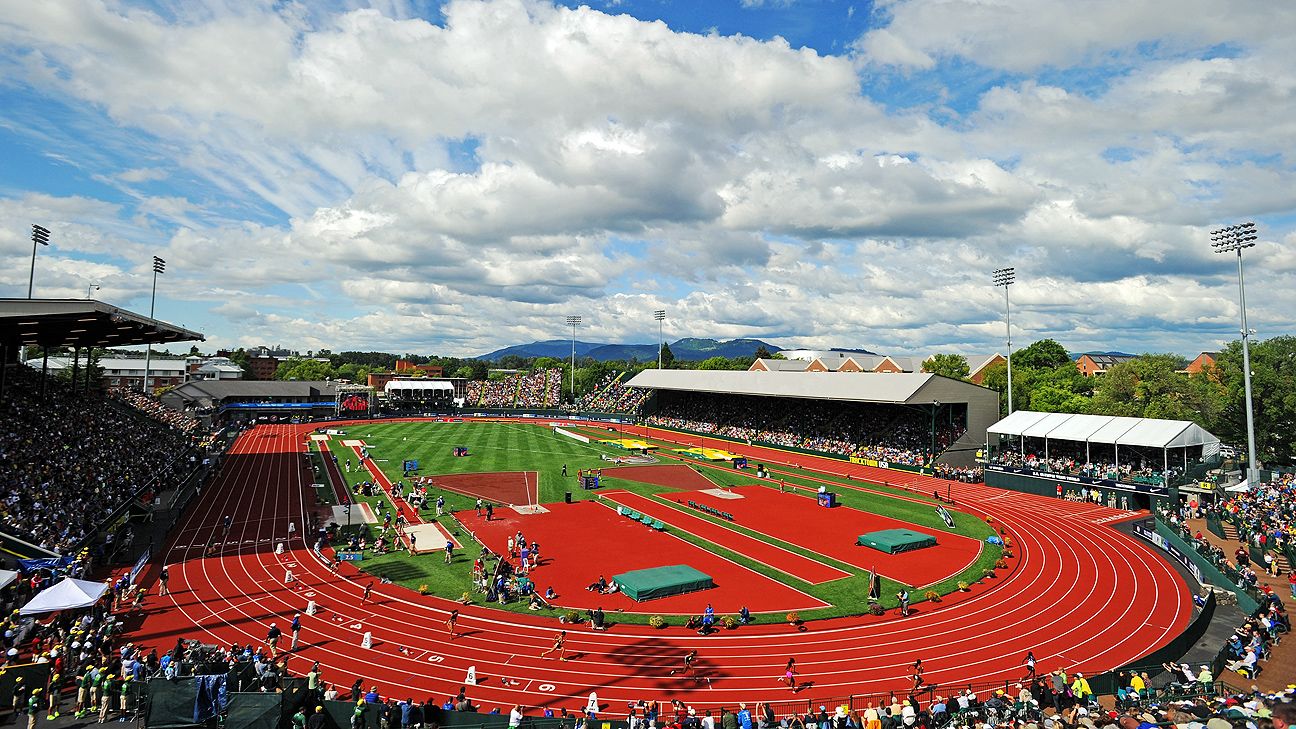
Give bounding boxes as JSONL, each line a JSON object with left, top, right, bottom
{"left": 576, "top": 374, "right": 651, "bottom": 414}
{"left": 932, "top": 464, "right": 984, "bottom": 483}
{"left": 988, "top": 444, "right": 1190, "bottom": 486}
{"left": 109, "top": 387, "right": 201, "bottom": 433}
{"left": 0, "top": 373, "right": 196, "bottom": 552}
{"left": 0, "top": 564, "right": 160, "bottom": 723}
{"left": 645, "top": 394, "right": 967, "bottom": 465}
{"left": 466, "top": 369, "right": 563, "bottom": 409}
{"left": 1214, "top": 473, "right": 1295, "bottom": 557}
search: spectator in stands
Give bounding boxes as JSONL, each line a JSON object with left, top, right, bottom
{"left": 0, "top": 369, "right": 198, "bottom": 552}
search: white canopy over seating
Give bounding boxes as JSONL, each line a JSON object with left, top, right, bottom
{"left": 19, "top": 577, "right": 109, "bottom": 615}
{"left": 988, "top": 412, "right": 1219, "bottom": 450}
{"left": 0, "top": 570, "right": 17, "bottom": 590}
{"left": 987, "top": 411, "right": 1221, "bottom": 479}
{"left": 384, "top": 380, "right": 454, "bottom": 400}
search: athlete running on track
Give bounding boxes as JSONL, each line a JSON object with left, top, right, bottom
{"left": 783, "top": 657, "right": 798, "bottom": 690}
{"left": 539, "top": 631, "right": 567, "bottom": 661}
{"left": 670, "top": 650, "right": 698, "bottom": 676}
{"left": 361, "top": 582, "right": 372, "bottom": 604}
{"left": 446, "top": 610, "right": 459, "bottom": 639}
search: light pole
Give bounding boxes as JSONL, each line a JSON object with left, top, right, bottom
{"left": 929, "top": 400, "right": 941, "bottom": 471}
{"left": 1211, "top": 222, "right": 1260, "bottom": 484}
{"left": 566, "top": 315, "right": 581, "bottom": 402}
{"left": 992, "top": 267, "right": 1016, "bottom": 415}
{"left": 654, "top": 310, "right": 666, "bottom": 368}
{"left": 29, "top": 224, "right": 50, "bottom": 298}
{"left": 87, "top": 284, "right": 100, "bottom": 299}
{"left": 142, "top": 256, "right": 165, "bottom": 394}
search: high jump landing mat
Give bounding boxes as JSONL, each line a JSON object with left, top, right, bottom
{"left": 857, "top": 529, "right": 937, "bottom": 554}
{"left": 613, "top": 565, "right": 715, "bottom": 602}
{"left": 598, "top": 438, "right": 659, "bottom": 450}
{"left": 676, "top": 447, "right": 742, "bottom": 461}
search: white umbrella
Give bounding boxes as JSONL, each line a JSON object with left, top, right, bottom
{"left": 19, "top": 577, "right": 109, "bottom": 615}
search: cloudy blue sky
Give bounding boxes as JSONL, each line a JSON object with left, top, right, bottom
{"left": 2, "top": 0, "right": 1294, "bottom": 358}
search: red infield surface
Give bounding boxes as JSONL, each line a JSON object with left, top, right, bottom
{"left": 598, "top": 491, "right": 852, "bottom": 585}
{"left": 426, "top": 470, "right": 539, "bottom": 506}
{"left": 601, "top": 464, "right": 720, "bottom": 491}
{"left": 678, "top": 486, "right": 983, "bottom": 588}
{"left": 128, "top": 420, "right": 1192, "bottom": 715}
{"left": 454, "top": 501, "right": 829, "bottom": 614}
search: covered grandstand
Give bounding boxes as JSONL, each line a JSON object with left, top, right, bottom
{"left": 624, "top": 370, "right": 999, "bottom": 466}
{"left": 983, "top": 410, "right": 1223, "bottom": 508}
{"left": 383, "top": 378, "right": 459, "bottom": 406}
{"left": 160, "top": 379, "right": 339, "bottom": 426}
{"left": 0, "top": 298, "right": 204, "bottom": 398}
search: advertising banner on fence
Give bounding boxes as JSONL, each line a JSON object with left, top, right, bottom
{"left": 986, "top": 464, "right": 1168, "bottom": 495}
{"left": 129, "top": 550, "right": 149, "bottom": 584}
{"left": 1131, "top": 519, "right": 1203, "bottom": 584}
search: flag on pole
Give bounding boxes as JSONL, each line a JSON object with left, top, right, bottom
{"left": 936, "top": 505, "right": 956, "bottom": 529}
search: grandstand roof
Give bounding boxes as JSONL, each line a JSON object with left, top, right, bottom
{"left": 385, "top": 380, "right": 454, "bottom": 392}
{"left": 163, "top": 379, "right": 337, "bottom": 407}
{"left": 0, "top": 298, "right": 203, "bottom": 350}
{"left": 624, "top": 369, "right": 988, "bottom": 405}
{"left": 987, "top": 410, "right": 1219, "bottom": 449}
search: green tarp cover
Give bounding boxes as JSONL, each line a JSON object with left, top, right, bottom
{"left": 857, "top": 529, "right": 937, "bottom": 554}
{"left": 147, "top": 678, "right": 201, "bottom": 729}
{"left": 614, "top": 564, "right": 714, "bottom": 601}
{"left": 226, "top": 693, "right": 281, "bottom": 729}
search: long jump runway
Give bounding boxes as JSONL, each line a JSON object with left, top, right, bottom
{"left": 130, "top": 421, "right": 1192, "bottom": 713}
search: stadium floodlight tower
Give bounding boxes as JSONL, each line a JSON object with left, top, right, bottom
{"left": 141, "top": 256, "right": 166, "bottom": 394}
{"left": 654, "top": 309, "right": 667, "bottom": 368}
{"left": 1210, "top": 222, "right": 1261, "bottom": 484}
{"left": 992, "top": 267, "right": 1016, "bottom": 414}
{"left": 28, "top": 224, "right": 50, "bottom": 298}
{"left": 566, "top": 315, "right": 581, "bottom": 401}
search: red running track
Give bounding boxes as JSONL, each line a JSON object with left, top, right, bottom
{"left": 598, "top": 491, "right": 852, "bottom": 585}
{"left": 455, "top": 500, "right": 830, "bottom": 613}
{"left": 682, "top": 486, "right": 983, "bottom": 588}
{"left": 129, "top": 420, "right": 1191, "bottom": 716}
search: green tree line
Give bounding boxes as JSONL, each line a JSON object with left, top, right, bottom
{"left": 928, "top": 337, "right": 1296, "bottom": 467}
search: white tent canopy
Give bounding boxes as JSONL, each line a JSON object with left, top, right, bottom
{"left": 0, "top": 570, "right": 17, "bottom": 590}
{"left": 988, "top": 412, "right": 1220, "bottom": 450}
{"left": 19, "top": 577, "right": 109, "bottom": 615}
{"left": 384, "top": 380, "right": 453, "bottom": 394}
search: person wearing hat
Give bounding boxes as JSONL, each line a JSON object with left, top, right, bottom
{"left": 120, "top": 675, "right": 133, "bottom": 718}
{"left": 307, "top": 705, "right": 328, "bottom": 729}
{"left": 1196, "top": 665, "right": 1212, "bottom": 687}
{"left": 45, "top": 672, "right": 62, "bottom": 720}
{"left": 99, "top": 667, "right": 117, "bottom": 724}
{"left": 291, "top": 705, "right": 307, "bottom": 729}
{"left": 291, "top": 613, "right": 303, "bottom": 651}
{"left": 73, "top": 665, "right": 92, "bottom": 718}
{"left": 25, "top": 688, "right": 41, "bottom": 729}
{"left": 1071, "top": 672, "right": 1093, "bottom": 705}
{"left": 266, "top": 622, "right": 282, "bottom": 658}
{"left": 10, "top": 675, "right": 26, "bottom": 718}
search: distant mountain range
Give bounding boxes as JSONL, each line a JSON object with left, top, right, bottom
{"left": 1070, "top": 351, "right": 1137, "bottom": 360}
{"left": 477, "top": 337, "right": 782, "bottom": 362}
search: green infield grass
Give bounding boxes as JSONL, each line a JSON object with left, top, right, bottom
{"left": 305, "top": 420, "right": 1003, "bottom": 625}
